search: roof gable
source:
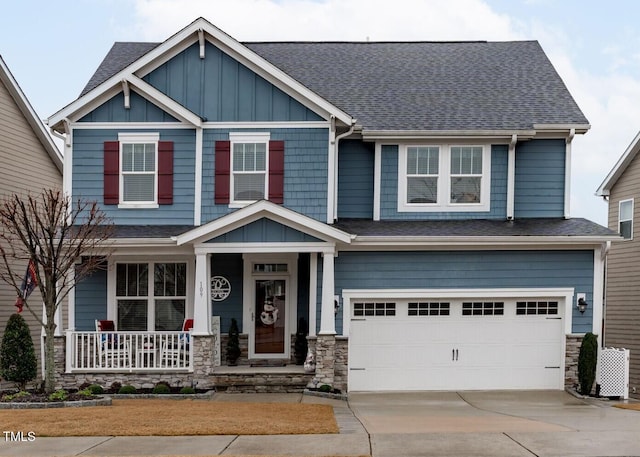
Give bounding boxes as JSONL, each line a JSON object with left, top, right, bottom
{"left": 0, "top": 56, "right": 63, "bottom": 172}
{"left": 597, "top": 130, "right": 640, "bottom": 196}
{"left": 49, "top": 17, "right": 352, "bottom": 131}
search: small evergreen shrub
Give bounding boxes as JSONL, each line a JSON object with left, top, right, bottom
{"left": 318, "top": 384, "right": 332, "bottom": 393}
{"left": 118, "top": 385, "right": 137, "bottom": 394}
{"left": 77, "top": 388, "right": 93, "bottom": 397}
{"left": 0, "top": 314, "right": 37, "bottom": 390}
{"left": 152, "top": 382, "right": 171, "bottom": 394}
{"left": 226, "top": 318, "right": 241, "bottom": 365}
{"left": 88, "top": 384, "right": 104, "bottom": 394}
{"left": 48, "top": 389, "right": 68, "bottom": 402}
{"left": 578, "top": 332, "right": 598, "bottom": 395}
{"left": 179, "top": 386, "right": 196, "bottom": 394}
{"left": 2, "top": 390, "right": 31, "bottom": 401}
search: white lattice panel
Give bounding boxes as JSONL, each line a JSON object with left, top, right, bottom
{"left": 599, "top": 348, "right": 630, "bottom": 399}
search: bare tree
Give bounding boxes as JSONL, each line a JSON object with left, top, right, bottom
{"left": 0, "top": 189, "right": 113, "bottom": 393}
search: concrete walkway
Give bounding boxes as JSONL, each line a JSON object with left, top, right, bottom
{"left": 1, "top": 391, "right": 639, "bottom": 456}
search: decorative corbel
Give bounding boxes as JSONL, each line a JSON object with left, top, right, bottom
{"left": 121, "top": 80, "right": 130, "bottom": 109}
{"left": 198, "top": 29, "right": 205, "bottom": 59}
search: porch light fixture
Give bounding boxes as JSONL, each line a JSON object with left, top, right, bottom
{"left": 577, "top": 297, "right": 588, "bottom": 314}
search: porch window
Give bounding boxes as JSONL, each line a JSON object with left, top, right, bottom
{"left": 115, "top": 262, "right": 187, "bottom": 331}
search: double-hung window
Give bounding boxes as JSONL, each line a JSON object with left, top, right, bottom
{"left": 232, "top": 141, "right": 267, "bottom": 203}
{"left": 619, "top": 199, "right": 633, "bottom": 240}
{"left": 399, "top": 143, "right": 490, "bottom": 212}
{"left": 114, "top": 261, "right": 187, "bottom": 331}
{"left": 119, "top": 133, "right": 159, "bottom": 207}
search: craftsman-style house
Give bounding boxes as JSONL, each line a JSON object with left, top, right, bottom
{"left": 47, "top": 18, "right": 617, "bottom": 392}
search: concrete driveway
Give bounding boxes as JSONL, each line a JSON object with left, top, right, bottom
{"left": 348, "top": 390, "right": 640, "bottom": 456}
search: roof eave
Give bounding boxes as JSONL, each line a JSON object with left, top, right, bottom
{"left": 349, "top": 235, "right": 621, "bottom": 247}
{"left": 596, "top": 129, "right": 640, "bottom": 196}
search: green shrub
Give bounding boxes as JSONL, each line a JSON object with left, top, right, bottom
{"left": 318, "top": 384, "right": 332, "bottom": 393}
{"left": 578, "top": 332, "right": 598, "bottom": 395}
{"left": 226, "top": 318, "right": 241, "bottom": 365}
{"left": 88, "top": 384, "right": 104, "bottom": 394}
{"left": 152, "top": 383, "right": 171, "bottom": 394}
{"left": 48, "top": 389, "right": 68, "bottom": 402}
{"left": 118, "top": 385, "right": 137, "bottom": 394}
{"left": 2, "top": 390, "right": 31, "bottom": 401}
{"left": 179, "top": 386, "right": 196, "bottom": 394}
{"left": 77, "top": 388, "right": 93, "bottom": 397}
{"left": 0, "top": 314, "right": 37, "bottom": 390}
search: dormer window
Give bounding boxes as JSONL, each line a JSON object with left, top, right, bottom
{"left": 398, "top": 143, "right": 491, "bottom": 212}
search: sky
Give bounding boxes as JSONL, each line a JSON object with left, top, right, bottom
{"left": 2, "top": 0, "right": 640, "bottom": 226}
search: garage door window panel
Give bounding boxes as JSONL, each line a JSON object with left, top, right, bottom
{"left": 353, "top": 302, "right": 396, "bottom": 317}
{"left": 462, "top": 302, "right": 504, "bottom": 316}
{"left": 516, "top": 301, "right": 558, "bottom": 315}
{"left": 408, "top": 302, "right": 450, "bottom": 316}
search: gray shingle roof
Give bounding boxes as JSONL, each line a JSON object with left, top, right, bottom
{"left": 110, "top": 225, "right": 194, "bottom": 238}
{"left": 80, "top": 39, "right": 588, "bottom": 132}
{"left": 334, "top": 218, "right": 618, "bottom": 238}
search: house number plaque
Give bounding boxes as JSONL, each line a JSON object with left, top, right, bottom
{"left": 210, "top": 276, "right": 231, "bottom": 301}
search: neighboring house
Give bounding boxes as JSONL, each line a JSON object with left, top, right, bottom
{"left": 596, "top": 131, "right": 640, "bottom": 399}
{"left": 47, "top": 17, "right": 618, "bottom": 393}
{"left": 0, "top": 55, "right": 63, "bottom": 378}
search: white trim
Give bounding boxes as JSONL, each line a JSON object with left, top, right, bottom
{"left": 327, "top": 120, "right": 336, "bottom": 224}
{"left": 347, "top": 236, "right": 618, "bottom": 248}
{"left": 118, "top": 132, "right": 160, "bottom": 206}
{"left": 507, "top": 134, "right": 516, "bottom": 220}
{"left": 308, "top": 253, "right": 318, "bottom": 337}
{"left": 592, "top": 245, "right": 605, "bottom": 339}
{"left": 373, "top": 143, "right": 382, "bottom": 221}
{"left": 70, "top": 121, "right": 330, "bottom": 130}
{"left": 397, "top": 143, "right": 491, "bottom": 213}
{"left": 597, "top": 130, "right": 640, "bottom": 196}
{"left": 319, "top": 251, "right": 336, "bottom": 335}
{"left": 71, "top": 122, "right": 195, "bottom": 130}
{"left": 63, "top": 127, "right": 73, "bottom": 199}
{"left": 194, "top": 242, "right": 335, "bottom": 254}
{"left": 564, "top": 129, "right": 574, "bottom": 218}
{"left": 176, "top": 200, "right": 353, "bottom": 245}
{"left": 362, "top": 130, "right": 537, "bottom": 141}
{"left": 128, "top": 76, "right": 202, "bottom": 127}
{"left": 618, "top": 198, "right": 634, "bottom": 240}
{"left": 194, "top": 127, "right": 203, "bottom": 225}
{"left": 341, "top": 287, "right": 574, "bottom": 336}
{"left": 229, "top": 132, "right": 271, "bottom": 207}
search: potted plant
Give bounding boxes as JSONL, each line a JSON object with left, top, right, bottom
{"left": 226, "top": 318, "right": 241, "bottom": 366}
{"left": 294, "top": 317, "right": 308, "bottom": 365}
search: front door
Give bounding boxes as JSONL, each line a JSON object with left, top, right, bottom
{"left": 253, "top": 278, "right": 287, "bottom": 356}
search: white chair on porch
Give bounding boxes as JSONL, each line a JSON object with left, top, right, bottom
{"left": 161, "top": 318, "right": 193, "bottom": 367}
{"left": 95, "top": 319, "right": 131, "bottom": 368}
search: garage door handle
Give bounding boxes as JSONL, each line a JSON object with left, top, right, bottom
{"left": 350, "top": 368, "right": 366, "bottom": 371}
{"left": 452, "top": 349, "right": 455, "bottom": 361}
{"left": 456, "top": 349, "right": 459, "bottom": 361}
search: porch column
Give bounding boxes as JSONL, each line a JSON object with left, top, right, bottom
{"left": 192, "top": 253, "right": 211, "bottom": 335}
{"left": 319, "top": 251, "right": 336, "bottom": 335}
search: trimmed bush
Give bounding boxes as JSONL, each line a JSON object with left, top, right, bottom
{"left": 152, "top": 383, "right": 171, "bottom": 394}
{"left": 0, "top": 313, "right": 37, "bottom": 390}
{"left": 578, "top": 332, "right": 598, "bottom": 395}
{"left": 179, "top": 386, "right": 196, "bottom": 394}
{"left": 318, "top": 384, "right": 332, "bottom": 393}
{"left": 118, "top": 385, "right": 137, "bottom": 394}
{"left": 88, "top": 384, "right": 104, "bottom": 395}
{"left": 226, "top": 318, "right": 241, "bottom": 365}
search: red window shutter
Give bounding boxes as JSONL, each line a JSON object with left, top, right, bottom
{"left": 268, "top": 140, "right": 285, "bottom": 204}
{"left": 157, "top": 141, "right": 174, "bottom": 205}
{"left": 215, "top": 141, "right": 231, "bottom": 204}
{"left": 103, "top": 141, "right": 119, "bottom": 204}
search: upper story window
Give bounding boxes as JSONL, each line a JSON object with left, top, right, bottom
{"left": 215, "top": 133, "right": 284, "bottom": 207}
{"left": 398, "top": 143, "right": 491, "bottom": 212}
{"left": 232, "top": 140, "right": 267, "bottom": 204}
{"left": 619, "top": 198, "right": 633, "bottom": 240}
{"left": 103, "top": 133, "right": 173, "bottom": 208}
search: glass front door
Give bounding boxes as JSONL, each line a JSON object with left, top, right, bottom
{"left": 254, "top": 279, "right": 286, "bottom": 355}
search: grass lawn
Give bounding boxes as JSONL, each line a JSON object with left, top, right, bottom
{"left": 0, "top": 399, "right": 339, "bottom": 436}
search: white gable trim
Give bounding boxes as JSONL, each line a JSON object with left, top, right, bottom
{"left": 0, "top": 56, "right": 63, "bottom": 172}
{"left": 49, "top": 17, "right": 353, "bottom": 131}
{"left": 175, "top": 200, "right": 353, "bottom": 246}
{"left": 597, "top": 130, "right": 640, "bottom": 196}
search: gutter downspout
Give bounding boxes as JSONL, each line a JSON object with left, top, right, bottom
{"left": 331, "top": 119, "right": 356, "bottom": 222}
{"left": 565, "top": 128, "right": 575, "bottom": 219}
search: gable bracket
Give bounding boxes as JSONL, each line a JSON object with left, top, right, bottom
{"left": 121, "top": 80, "right": 130, "bottom": 109}
{"left": 198, "top": 29, "right": 205, "bottom": 59}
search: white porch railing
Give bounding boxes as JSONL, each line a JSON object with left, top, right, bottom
{"left": 66, "top": 331, "right": 193, "bottom": 372}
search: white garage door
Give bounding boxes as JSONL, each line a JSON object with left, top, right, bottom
{"left": 348, "top": 299, "right": 564, "bottom": 391}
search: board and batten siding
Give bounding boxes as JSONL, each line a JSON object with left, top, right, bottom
{"left": 605, "top": 150, "right": 640, "bottom": 398}
{"left": 514, "top": 139, "right": 566, "bottom": 218}
{"left": 316, "top": 250, "right": 594, "bottom": 335}
{"left": 79, "top": 91, "right": 179, "bottom": 123}
{"left": 379, "top": 144, "right": 508, "bottom": 220}
{"left": 72, "top": 128, "right": 196, "bottom": 224}
{"left": 143, "top": 42, "right": 322, "bottom": 123}
{"left": 201, "top": 128, "right": 329, "bottom": 223}
{"left": 0, "top": 75, "right": 62, "bottom": 376}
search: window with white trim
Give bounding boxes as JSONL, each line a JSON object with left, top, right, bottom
{"left": 230, "top": 133, "right": 269, "bottom": 205}
{"left": 119, "top": 133, "right": 159, "bottom": 205}
{"left": 619, "top": 199, "right": 633, "bottom": 240}
{"left": 115, "top": 262, "right": 187, "bottom": 331}
{"left": 398, "top": 144, "right": 491, "bottom": 212}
